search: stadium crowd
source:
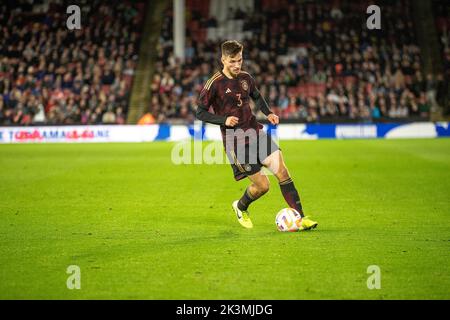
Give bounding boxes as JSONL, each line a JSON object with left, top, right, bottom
{"left": 433, "top": 0, "right": 450, "bottom": 114}
{"left": 0, "top": 0, "right": 144, "bottom": 125}
{"left": 0, "top": 0, "right": 447, "bottom": 125}
{"left": 152, "top": 0, "right": 444, "bottom": 123}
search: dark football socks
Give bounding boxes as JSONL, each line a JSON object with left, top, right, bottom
{"left": 237, "top": 187, "right": 256, "bottom": 211}
{"left": 279, "top": 177, "right": 304, "bottom": 217}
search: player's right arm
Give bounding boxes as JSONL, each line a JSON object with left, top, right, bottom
{"left": 195, "top": 83, "right": 238, "bottom": 126}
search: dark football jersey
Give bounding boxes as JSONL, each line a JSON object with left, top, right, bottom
{"left": 197, "top": 70, "right": 263, "bottom": 144}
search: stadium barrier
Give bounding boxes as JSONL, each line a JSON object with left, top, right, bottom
{"left": 0, "top": 122, "right": 449, "bottom": 144}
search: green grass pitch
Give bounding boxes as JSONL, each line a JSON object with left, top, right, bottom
{"left": 0, "top": 138, "right": 449, "bottom": 299}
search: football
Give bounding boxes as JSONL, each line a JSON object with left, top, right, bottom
{"left": 275, "top": 208, "right": 303, "bottom": 232}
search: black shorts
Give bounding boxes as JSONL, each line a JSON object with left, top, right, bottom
{"left": 225, "top": 130, "right": 280, "bottom": 181}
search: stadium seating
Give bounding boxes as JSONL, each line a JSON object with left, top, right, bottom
{"left": 151, "top": 0, "right": 436, "bottom": 123}
{"left": 0, "top": 0, "right": 445, "bottom": 125}
{"left": 0, "top": 0, "right": 145, "bottom": 125}
{"left": 432, "top": 0, "right": 450, "bottom": 114}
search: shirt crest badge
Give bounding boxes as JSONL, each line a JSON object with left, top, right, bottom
{"left": 240, "top": 80, "right": 248, "bottom": 91}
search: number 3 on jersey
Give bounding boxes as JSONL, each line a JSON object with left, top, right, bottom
{"left": 236, "top": 93, "right": 242, "bottom": 107}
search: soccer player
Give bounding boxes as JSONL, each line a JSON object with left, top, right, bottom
{"left": 195, "top": 40, "right": 318, "bottom": 230}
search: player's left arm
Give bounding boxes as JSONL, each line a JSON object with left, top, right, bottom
{"left": 248, "top": 76, "right": 279, "bottom": 125}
